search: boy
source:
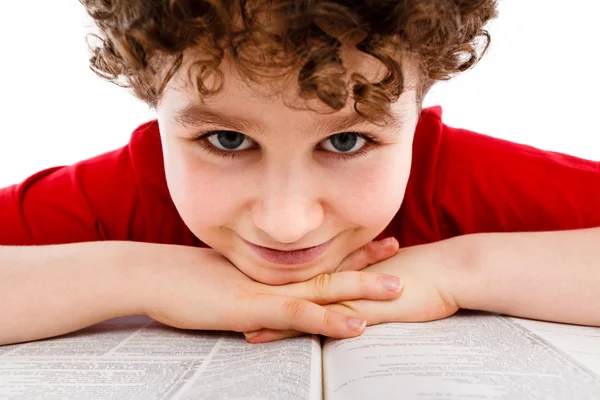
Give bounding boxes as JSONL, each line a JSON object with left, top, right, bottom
{"left": 1, "top": 0, "right": 599, "bottom": 346}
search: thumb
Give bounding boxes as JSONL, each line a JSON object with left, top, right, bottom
{"left": 335, "top": 237, "right": 399, "bottom": 272}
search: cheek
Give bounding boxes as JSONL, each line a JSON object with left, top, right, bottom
{"left": 329, "top": 146, "right": 412, "bottom": 229}
{"left": 162, "top": 145, "right": 241, "bottom": 236}
{"left": 161, "top": 132, "right": 412, "bottom": 242}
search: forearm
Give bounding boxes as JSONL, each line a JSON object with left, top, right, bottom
{"left": 0, "top": 241, "right": 146, "bottom": 345}
{"left": 449, "top": 227, "right": 600, "bottom": 326}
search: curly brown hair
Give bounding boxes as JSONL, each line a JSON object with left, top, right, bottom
{"left": 81, "top": 0, "right": 498, "bottom": 121}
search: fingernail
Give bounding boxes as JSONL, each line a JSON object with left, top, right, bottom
{"left": 346, "top": 317, "right": 366, "bottom": 331}
{"left": 380, "top": 275, "right": 402, "bottom": 292}
{"left": 244, "top": 330, "right": 262, "bottom": 340}
{"left": 380, "top": 237, "right": 397, "bottom": 249}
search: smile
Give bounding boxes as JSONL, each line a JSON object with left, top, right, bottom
{"left": 243, "top": 238, "right": 334, "bottom": 265}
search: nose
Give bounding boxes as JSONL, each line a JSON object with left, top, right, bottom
{"left": 252, "top": 163, "right": 325, "bottom": 245}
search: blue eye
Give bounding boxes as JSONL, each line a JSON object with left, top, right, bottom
{"left": 321, "top": 132, "right": 366, "bottom": 153}
{"left": 194, "top": 129, "right": 379, "bottom": 161}
{"left": 206, "top": 131, "right": 255, "bottom": 151}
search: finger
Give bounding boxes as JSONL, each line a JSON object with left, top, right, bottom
{"left": 247, "top": 295, "right": 367, "bottom": 339}
{"left": 245, "top": 301, "right": 373, "bottom": 343}
{"left": 335, "top": 237, "right": 399, "bottom": 272}
{"left": 325, "top": 289, "right": 460, "bottom": 325}
{"left": 249, "top": 302, "right": 370, "bottom": 343}
{"left": 244, "top": 303, "right": 372, "bottom": 344}
{"left": 270, "top": 270, "right": 404, "bottom": 304}
{"left": 323, "top": 301, "right": 366, "bottom": 320}
{"left": 323, "top": 297, "right": 436, "bottom": 327}
{"left": 244, "top": 329, "right": 304, "bottom": 344}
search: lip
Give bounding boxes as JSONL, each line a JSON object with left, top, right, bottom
{"left": 244, "top": 238, "right": 334, "bottom": 265}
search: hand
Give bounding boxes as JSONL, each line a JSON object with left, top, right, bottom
{"left": 246, "top": 240, "right": 460, "bottom": 343}
{"left": 138, "top": 238, "right": 403, "bottom": 339}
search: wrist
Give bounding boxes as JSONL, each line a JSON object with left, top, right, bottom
{"left": 436, "top": 234, "right": 483, "bottom": 312}
{"left": 108, "top": 241, "right": 164, "bottom": 317}
{"left": 121, "top": 242, "right": 216, "bottom": 322}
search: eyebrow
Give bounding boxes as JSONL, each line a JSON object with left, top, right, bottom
{"left": 173, "top": 103, "right": 404, "bottom": 138}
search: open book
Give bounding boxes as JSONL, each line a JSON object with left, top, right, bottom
{"left": 1, "top": 311, "right": 599, "bottom": 399}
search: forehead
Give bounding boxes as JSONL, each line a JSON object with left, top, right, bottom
{"left": 170, "top": 100, "right": 408, "bottom": 140}
{"left": 159, "top": 35, "right": 420, "bottom": 131}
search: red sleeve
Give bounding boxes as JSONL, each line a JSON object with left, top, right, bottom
{"left": 434, "top": 124, "right": 600, "bottom": 237}
{"left": 0, "top": 121, "right": 199, "bottom": 246}
{"left": 382, "top": 106, "right": 600, "bottom": 247}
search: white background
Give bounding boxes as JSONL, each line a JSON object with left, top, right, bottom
{"left": 0, "top": 0, "right": 598, "bottom": 187}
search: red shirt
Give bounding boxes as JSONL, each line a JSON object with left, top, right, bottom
{"left": 1, "top": 106, "right": 599, "bottom": 247}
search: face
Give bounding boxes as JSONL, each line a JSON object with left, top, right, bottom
{"left": 156, "top": 47, "right": 420, "bottom": 285}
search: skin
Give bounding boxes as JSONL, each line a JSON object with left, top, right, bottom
{"left": 3, "top": 36, "right": 597, "bottom": 347}
{"left": 154, "top": 44, "right": 600, "bottom": 345}
{"left": 0, "top": 40, "right": 416, "bottom": 346}
{"left": 252, "top": 228, "right": 600, "bottom": 343}
{"left": 0, "top": 239, "right": 401, "bottom": 345}
{"left": 156, "top": 48, "right": 421, "bottom": 286}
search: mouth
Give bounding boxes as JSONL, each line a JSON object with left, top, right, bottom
{"left": 243, "top": 237, "right": 334, "bottom": 265}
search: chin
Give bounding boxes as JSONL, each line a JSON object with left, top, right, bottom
{"left": 237, "top": 263, "right": 324, "bottom": 285}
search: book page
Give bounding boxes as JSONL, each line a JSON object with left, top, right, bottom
{"left": 0, "top": 316, "right": 321, "bottom": 400}
{"left": 510, "top": 317, "right": 600, "bottom": 373}
{"left": 322, "top": 311, "right": 600, "bottom": 400}
{"left": 173, "top": 329, "right": 322, "bottom": 400}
